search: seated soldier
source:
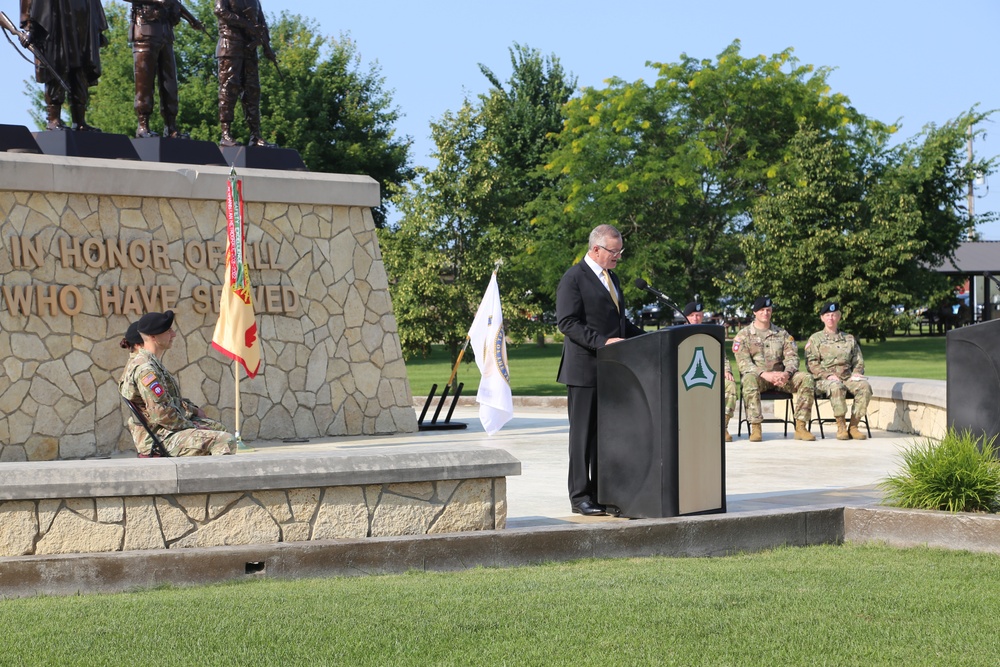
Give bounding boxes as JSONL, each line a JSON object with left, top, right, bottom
{"left": 732, "top": 296, "right": 815, "bottom": 442}
{"left": 805, "top": 302, "right": 872, "bottom": 440}
{"left": 684, "top": 301, "right": 737, "bottom": 442}
{"left": 119, "top": 310, "right": 237, "bottom": 456}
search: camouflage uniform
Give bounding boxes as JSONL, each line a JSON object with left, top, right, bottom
{"left": 732, "top": 323, "right": 814, "bottom": 423}
{"left": 724, "top": 356, "right": 736, "bottom": 424}
{"left": 805, "top": 330, "right": 872, "bottom": 418}
{"left": 119, "top": 348, "right": 236, "bottom": 456}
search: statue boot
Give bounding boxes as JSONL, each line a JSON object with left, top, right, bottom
{"left": 70, "top": 104, "right": 100, "bottom": 132}
{"left": 45, "top": 105, "right": 67, "bottom": 131}
{"left": 835, "top": 417, "right": 850, "bottom": 441}
{"left": 247, "top": 118, "right": 276, "bottom": 148}
{"left": 749, "top": 423, "right": 762, "bottom": 443}
{"left": 849, "top": 416, "right": 867, "bottom": 440}
{"left": 220, "top": 122, "right": 240, "bottom": 147}
{"left": 794, "top": 420, "right": 816, "bottom": 442}
{"left": 136, "top": 115, "right": 158, "bottom": 138}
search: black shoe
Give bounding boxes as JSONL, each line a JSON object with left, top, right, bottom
{"left": 572, "top": 500, "right": 607, "bottom": 516}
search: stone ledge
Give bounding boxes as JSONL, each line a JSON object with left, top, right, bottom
{"left": 0, "top": 151, "right": 379, "bottom": 206}
{"left": 867, "top": 376, "right": 946, "bottom": 409}
{"left": 0, "top": 444, "right": 521, "bottom": 501}
{"left": 845, "top": 506, "right": 1000, "bottom": 554}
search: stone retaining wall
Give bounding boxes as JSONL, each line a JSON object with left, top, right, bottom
{"left": 811, "top": 376, "right": 946, "bottom": 439}
{"left": 0, "top": 445, "right": 518, "bottom": 556}
{"left": 0, "top": 153, "right": 417, "bottom": 461}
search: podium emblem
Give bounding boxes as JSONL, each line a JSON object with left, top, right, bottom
{"left": 681, "top": 346, "right": 716, "bottom": 390}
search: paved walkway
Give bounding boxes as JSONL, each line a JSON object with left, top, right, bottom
{"left": 248, "top": 404, "right": 920, "bottom": 529}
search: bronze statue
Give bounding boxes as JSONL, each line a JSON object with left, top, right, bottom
{"left": 19, "top": 0, "right": 108, "bottom": 131}
{"left": 128, "top": 0, "right": 204, "bottom": 138}
{"left": 214, "top": 0, "right": 277, "bottom": 147}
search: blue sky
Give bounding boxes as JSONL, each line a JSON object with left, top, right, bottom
{"left": 3, "top": 0, "right": 998, "bottom": 236}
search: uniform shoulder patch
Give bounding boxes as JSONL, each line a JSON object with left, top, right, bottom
{"left": 149, "top": 381, "right": 164, "bottom": 397}
{"left": 140, "top": 372, "right": 158, "bottom": 387}
{"left": 732, "top": 339, "right": 741, "bottom": 353}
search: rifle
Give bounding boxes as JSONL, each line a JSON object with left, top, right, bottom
{"left": 242, "top": 7, "right": 283, "bottom": 81}
{"left": 173, "top": 0, "right": 205, "bottom": 32}
{"left": 0, "top": 11, "right": 72, "bottom": 93}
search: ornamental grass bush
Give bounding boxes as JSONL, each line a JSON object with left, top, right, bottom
{"left": 879, "top": 429, "right": 1000, "bottom": 513}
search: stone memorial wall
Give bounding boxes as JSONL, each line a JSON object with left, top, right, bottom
{"left": 0, "top": 153, "right": 417, "bottom": 461}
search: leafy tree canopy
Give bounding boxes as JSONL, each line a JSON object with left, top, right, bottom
{"left": 530, "top": 40, "right": 888, "bottom": 314}
{"left": 381, "top": 44, "right": 575, "bottom": 360}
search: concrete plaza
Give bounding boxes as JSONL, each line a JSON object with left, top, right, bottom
{"left": 249, "top": 403, "right": 917, "bottom": 529}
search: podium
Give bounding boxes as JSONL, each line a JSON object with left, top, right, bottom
{"left": 597, "top": 324, "right": 726, "bottom": 518}
{"left": 947, "top": 318, "right": 1000, "bottom": 447}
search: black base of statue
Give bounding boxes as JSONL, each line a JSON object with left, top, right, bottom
{"left": 0, "top": 125, "right": 42, "bottom": 154}
{"left": 220, "top": 145, "right": 307, "bottom": 171}
{"left": 33, "top": 130, "right": 140, "bottom": 161}
{"left": 132, "top": 136, "right": 227, "bottom": 166}
{"left": 417, "top": 382, "right": 467, "bottom": 431}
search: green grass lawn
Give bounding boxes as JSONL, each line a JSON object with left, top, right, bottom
{"left": 1, "top": 544, "right": 997, "bottom": 665}
{"left": 406, "top": 333, "right": 947, "bottom": 398}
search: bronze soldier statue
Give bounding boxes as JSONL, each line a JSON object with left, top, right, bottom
{"left": 20, "top": 0, "right": 108, "bottom": 131}
{"left": 214, "top": 0, "right": 277, "bottom": 147}
{"left": 128, "top": 0, "right": 204, "bottom": 138}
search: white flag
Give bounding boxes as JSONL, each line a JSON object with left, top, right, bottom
{"left": 467, "top": 271, "right": 513, "bottom": 435}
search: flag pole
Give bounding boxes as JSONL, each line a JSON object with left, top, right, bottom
{"left": 233, "top": 359, "right": 252, "bottom": 451}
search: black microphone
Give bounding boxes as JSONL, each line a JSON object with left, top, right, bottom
{"left": 634, "top": 278, "right": 686, "bottom": 322}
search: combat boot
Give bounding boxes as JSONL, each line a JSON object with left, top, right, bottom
{"left": 749, "top": 423, "right": 762, "bottom": 442}
{"left": 136, "top": 115, "right": 157, "bottom": 138}
{"left": 835, "top": 417, "right": 850, "bottom": 441}
{"left": 725, "top": 430, "right": 732, "bottom": 442}
{"left": 849, "top": 416, "right": 867, "bottom": 440}
{"left": 794, "top": 420, "right": 816, "bottom": 441}
{"left": 220, "top": 122, "right": 240, "bottom": 147}
{"left": 45, "top": 105, "right": 67, "bottom": 131}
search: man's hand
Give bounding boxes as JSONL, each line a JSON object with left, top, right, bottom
{"left": 18, "top": 29, "right": 34, "bottom": 48}
{"left": 605, "top": 337, "right": 625, "bottom": 345}
{"left": 761, "top": 370, "right": 790, "bottom": 387}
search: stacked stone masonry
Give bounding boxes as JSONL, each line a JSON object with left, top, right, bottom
{"left": 0, "top": 477, "right": 507, "bottom": 556}
{"left": 0, "top": 155, "right": 417, "bottom": 461}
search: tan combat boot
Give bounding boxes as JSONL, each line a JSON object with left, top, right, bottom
{"left": 835, "top": 417, "right": 850, "bottom": 441}
{"left": 725, "top": 430, "right": 732, "bottom": 442}
{"left": 749, "top": 423, "right": 762, "bottom": 442}
{"left": 849, "top": 416, "right": 867, "bottom": 440}
{"left": 794, "top": 420, "right": 816, "bottom": 441}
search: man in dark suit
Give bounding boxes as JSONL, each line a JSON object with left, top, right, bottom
{"left": 556, "top": 224, "right": 644, "bottom": 516}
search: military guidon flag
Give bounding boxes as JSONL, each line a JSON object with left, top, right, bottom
{"left": 212, "top": 167, "right": 261, "bottom": 378}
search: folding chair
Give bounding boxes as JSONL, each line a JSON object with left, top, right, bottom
{"left": 737, "top": 389, "right": 794, "bottom": 437}
{"left": 122, "top": 396, "right": 171, "bottom": 458}
{"left": 810, "top": 390, "right": 871, "bottom": 439}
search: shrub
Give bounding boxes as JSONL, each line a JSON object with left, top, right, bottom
{"left": 879, "top": 429, "right": 1000, "bottom": 513}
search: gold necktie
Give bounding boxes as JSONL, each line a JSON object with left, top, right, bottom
{"left": 602, "top": 270, "right": 619, "bottom": 312}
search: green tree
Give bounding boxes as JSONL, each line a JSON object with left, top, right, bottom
{"left": 381, "top": 45, "right": 575, "bottom": 361}
{"left": 28, "top": 0, "right": 412, "bottom": 227}
{"left": 530, "top": 41, "right": 882, "bottom": 315}
{"left": 736, "top": 110, "right": 995, "bottom": 340}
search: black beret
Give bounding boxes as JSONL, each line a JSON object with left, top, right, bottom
{"left": 751, "top": 296, "right": 772, "bottom": 312}
{"left": 124, "top": 322, "right": 143, "bottom": 347}
{"left": 137, "top": 310, "right": 174, "bottom": 336}
{"left": 683, "top": 302, "right": 703, "bottom": 316}
{"left": 820, "top": 302, "right": 840, "bottom": 315}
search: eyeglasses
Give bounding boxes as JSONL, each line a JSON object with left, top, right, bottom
{"left": 598, "top": 244, "right": 624, "bottom": 258}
